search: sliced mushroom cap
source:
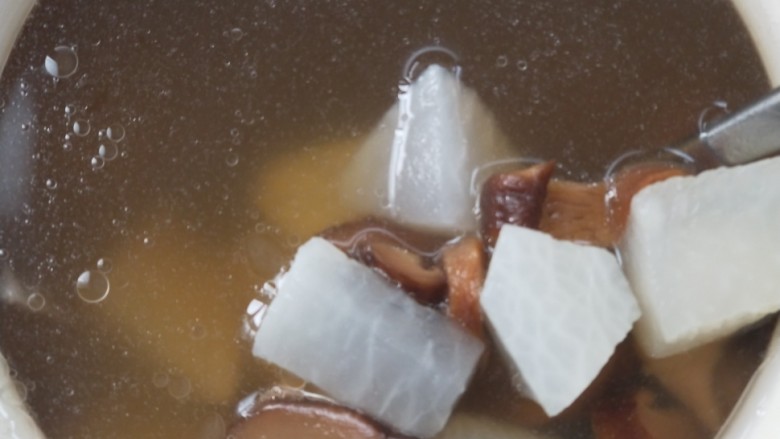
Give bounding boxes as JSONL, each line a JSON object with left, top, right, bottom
{"left": 479, "top": 161, "right": 556, "bottom": 248}
{"left": 538, "top": 180, "right": 612, "bottom": 247}
{"left": 441, "top": 236, "right": 487, "bottom": 338}
{"left": 364, "top": 238, "right": 447, "bottom": 304}
{"left": 229, "top": 399, "right": 400, "bottom": 439}
{"left": 320, "top": 217, "right": 448, "bottom": 304}
{"left": 539, "top": 164, "right": 689, "bottom": 247}
{"left": 606, "top": 163, "right": 690, "bottom": 237}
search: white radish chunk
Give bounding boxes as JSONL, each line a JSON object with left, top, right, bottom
{"left": 620, "top": 156, "right": 780, "bottom": 358}
{"left": 480, "top": 225, "right": 640, "bottom": 417}
{"left": 253, "top": 237, "right": 485, "bottom": 438}
{"left": 341, "top": 65, "right": 514, "bottom": 233}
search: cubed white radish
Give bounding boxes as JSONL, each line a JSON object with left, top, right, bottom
{"left": 253, "top": 237, "right": 485, "bottom": 438}
{"left": 480, "top": 225, "right": 640, "bottom": 417}
{"left": 620, "top": 156, "right": 780, "bottom": 358}
{"left": 341, "top": 65, "right": 514, "bottom": 233}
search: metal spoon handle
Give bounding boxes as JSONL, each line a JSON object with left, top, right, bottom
{"left": 699, "top": 87, "right": 780, "bottom": 166}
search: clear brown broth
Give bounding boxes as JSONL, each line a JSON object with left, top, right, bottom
{"left": 0, "top": 1, "right": 771, "bottom": 438}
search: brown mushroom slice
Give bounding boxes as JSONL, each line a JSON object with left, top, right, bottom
{"left": 479, "top": 161, "right": 556, "bottom": 247}
{"left": 539, "top": 165, "right": 689, "bottom": 248}
{"left": 364, "top": 238, "right": 447, "bottom": 304}
{"left": 441, "top": 236, "right": 486, "bottom": 337}
{"left": 229, "top": 399, "right": 398, "bottom": 439}
{"left": 320, "top": 217, "right": 450, "bottom": 255}
{"left": 320, "top": 217, "right": 449, "bottom": 304}
{"left": 538, "top": 180, "right": 612, "bottom": 247}
{"left": 606, "top": 163, "right": 689, "bottom": 237}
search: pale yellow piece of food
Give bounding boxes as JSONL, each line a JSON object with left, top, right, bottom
{"left": 58, "top": 392, "right": 224, "bottom": 439}
{"left": 253, "top": 139, "right": 361, "bottom": 239}
{"left": 99, "top": 226, "right": 255, "bottom": 404}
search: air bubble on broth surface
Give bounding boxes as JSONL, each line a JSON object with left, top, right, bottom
{"left": 25, "top": 292, "right": 45, "bottom": 312}
{"left": 90, "top": 155, "right": 105, "bottom": 169}
{"left": 225, "top": 151, "right": 239, "bottom": 167}
{"left": 72, "top": 118, "right": 90, "bottom": 136}
{"left": 98, "top": 142, "right": 118, "bottom": 161}
{"left": 75, "top": 270, "right": 110, "bottom": 303}
{"left": 43, "top": 45, "right": 78, "bottom": 79}
{"left": 0, "top": 1, "right": 772, "bottom": 438}
{"left": 96, "top": 257, "right": 112, "bottom": 273}
{"left": 106, "top": 123, "right": 125, "bottom": 142}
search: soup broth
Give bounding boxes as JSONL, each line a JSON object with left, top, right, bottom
{"left": 0, "top": 1, "right": 771, "bottom": 438}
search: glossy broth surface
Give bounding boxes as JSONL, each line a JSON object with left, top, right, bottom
{"left": 0, "top": 1, "right": 770, "bottom": 438}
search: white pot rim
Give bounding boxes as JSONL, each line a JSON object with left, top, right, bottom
{"left": 0, "top": 1, "right": 779, "bottom": 438}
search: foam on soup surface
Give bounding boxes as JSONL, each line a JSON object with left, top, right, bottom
{"left": 0, "top": 1, "right": 772, "bottom": 438}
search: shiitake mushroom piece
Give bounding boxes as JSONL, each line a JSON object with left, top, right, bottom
{"left": 320, "top": 217, "right": 449, "bottom": 304}
{"left": 605, "top": 163, "right": 690, "bottom": 237}
{"left": 479, "top": 161, "right": 556, "bottom": 248}
{"left": 539, "top": 180, "right": 613, "bottom": 247}
{"left": 441, "top": 235, "right": 487, "bottom": 338}
{"left": 539, "top": 163, "right": 690, "bottom": 247}
{"left": 228, "top": 397, "right": 405, "bottom": 439}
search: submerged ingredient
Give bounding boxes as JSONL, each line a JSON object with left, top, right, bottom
{"left": 479, "top": 161, "right": 556, "bottom": 247}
